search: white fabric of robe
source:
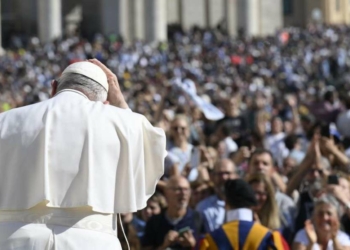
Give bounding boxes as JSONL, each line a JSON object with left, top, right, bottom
{"left": 0, "top": 89, "right": 166, "bottom": 214}
{"left": 0, "top": 201, "right": 122, "bottom": 249}
{"left": 0, "top": 222, "right": 122, "bottom": 250}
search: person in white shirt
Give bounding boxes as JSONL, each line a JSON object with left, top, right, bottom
{"left": 167, "top": 115, "right": 199, "bottom": 181}
{"left": 264, "top": 116, "right": 289, "bottom": 168}
{"left": 336, "top": 94, "right": 350, "bottom": 139}
{"left": 292, "top": 194, "right": 350, "bottom": 250}
{"left": 0, "top": 59, "right": 166, "bottom": 250}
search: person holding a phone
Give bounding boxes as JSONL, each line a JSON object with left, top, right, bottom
{"left": 288, "top": 133, "right": 333, "bottom": 234}
{"left": 326, "top": 176, "right": 350, "bottom": 210}
{"left": 325, "top": 173, "right": 350, "bottom": 237}
{"left": 317, "top": 122, "right": 350, "bottom": 171}
{"left": 142, "top": 176, "right": 205, "bottom": 250}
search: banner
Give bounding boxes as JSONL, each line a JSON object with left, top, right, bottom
{"left": 172, "top": 78, "right": 225, "bottom": 121}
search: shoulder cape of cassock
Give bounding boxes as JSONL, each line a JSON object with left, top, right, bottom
{"left": 0, "top": 90, "right": 166, "bottom": 214}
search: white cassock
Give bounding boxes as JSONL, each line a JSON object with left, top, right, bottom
{"left": 0, "top": 89, "right": 166, "bottom": 249}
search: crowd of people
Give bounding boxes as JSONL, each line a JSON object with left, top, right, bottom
{"left": 2, "top": 23, "right": 350, "bottom": 249}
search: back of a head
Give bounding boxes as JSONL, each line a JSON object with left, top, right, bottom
{"left": 224, "top": 179, "right": 257, "bottom": 209}
{"left": 323, "top": 90, "right": 334, "bottom": 102}
{"left": 284, "top": 134, "right": 298, "bottom": 150}
{"left": 57, "top": 62, "right": 108, "bottom": 102}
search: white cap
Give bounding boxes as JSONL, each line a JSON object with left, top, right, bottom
{"left": 61, "top": 62, "right": 109, "bottom": 91}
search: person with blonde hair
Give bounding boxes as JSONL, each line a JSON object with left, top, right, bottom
{"left": 247, "top": 173, "right": 294, "bottom": 243}
{"left": 247, "top": 173, "right": 281, "bottom": 229}
{"left": 141, "top": 192, "right": 167, "bottom": 222}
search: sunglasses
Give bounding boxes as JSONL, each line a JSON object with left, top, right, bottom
{"left": 172, "top": 126, "right": 187, "bottom": 131}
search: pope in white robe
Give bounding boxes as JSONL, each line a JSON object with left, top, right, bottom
{"left": 0, "top": 60, "right": 166, "bottom": 249}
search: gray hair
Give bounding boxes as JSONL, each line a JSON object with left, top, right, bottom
{"left": 313, "top": 194, "right": 342, "bottom": 218}
{"left": 56, "top": 73, "right": 107, "bottom": 102}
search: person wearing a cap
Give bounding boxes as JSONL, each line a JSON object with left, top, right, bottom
{"left": 0, "top": 59, "right": 166, "bottom": 249}
{"left": 199, "top": 179, "right": 289, "bottom": 250}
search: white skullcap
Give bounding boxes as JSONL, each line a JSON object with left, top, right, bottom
{"left": 61, "top": 62, "right": 109, "bottom": 91}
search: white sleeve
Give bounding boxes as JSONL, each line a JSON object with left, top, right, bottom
{"left": 337, "top": 231, "right": 350, "bottom": 246}
{"left": 141, "top": 116, "right": 167, "bottom": 199}
{"left": 293, "top": 229, "right": 309, "bottom": 246}
{"left": 113, "top": 114, "right": 166, "bottom": 213}
{"left": 188, "top": 168, "right": 199, "bottom": 182}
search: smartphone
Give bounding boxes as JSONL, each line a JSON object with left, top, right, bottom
{"left": 328, "top": 175, "right": 339, "bottom": 185}
{"left": 190, "top": 147, "right": 201, "bottom": 169}
{"left": 320, "top": 123, "right": 330, "bottom": 138}
{"left": 178, "top": 226, "right": 191, "bottom": 236}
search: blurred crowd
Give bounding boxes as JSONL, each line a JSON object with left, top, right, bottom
{"left": 2, "top": 24, "right": 350, "bottom": 249}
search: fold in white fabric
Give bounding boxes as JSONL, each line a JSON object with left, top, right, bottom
{"left": 0, "top": 222, "right": 122, "bottom": 250}
{"left": 0, "top": 90, "right": 166, "bottom": 214}
{"left": 0, "top": 202, "right": 117, "bottom": 236}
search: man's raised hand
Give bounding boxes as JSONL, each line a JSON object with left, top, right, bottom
{"left": 88, "top": 59, "right": 129, "bottom": 109}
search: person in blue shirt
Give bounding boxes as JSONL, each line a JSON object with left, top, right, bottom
{"left": 196, "top": 159, "right": 238, "bottom": 233}
{"left": 142, "top": 176, "right": 205, "bottom": 250}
